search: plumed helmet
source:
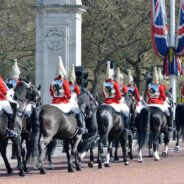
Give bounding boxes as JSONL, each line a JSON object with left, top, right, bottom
{"left": 55, "top": 56, "right": 66, "bottom": 78}
{"left": 158, "top": 68, "right": 163, "bottom": 83}
{"left": 9, "top": 59, "right": 20, "bottom": 79}
{"left": 128, "top": 69, "right": 133, "bottom": 84}
{"left": 105, "top": 61, "right": 113, "bottom": 80}
{"left": 68, "top": 64, "right": 76, "bottom": 83}
{"left": 152, "top": 67, "right": 159, "bottom": 84}
{"left": 120, "top": 73, "right": 124, "bottom": 82}
{"left": 114, "top": 67, "right": 121, "bottom": 83}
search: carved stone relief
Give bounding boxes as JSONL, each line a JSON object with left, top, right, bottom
{"left": 45, "top": 27, "right": 65, "bottom": 51}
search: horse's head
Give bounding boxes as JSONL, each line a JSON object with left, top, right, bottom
{"left": 14, "top": 81, "right": 41, "bottom": 106}
{"left": 78, "top": 89, "right": 96, "bottom": 119}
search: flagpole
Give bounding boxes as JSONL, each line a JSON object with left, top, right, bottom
{"left": 170, "top": 0, "right": 176, "bottom": 119}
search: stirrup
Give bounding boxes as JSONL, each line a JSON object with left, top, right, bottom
{"left": 78, "top": 128, "right": 88, "bottom": 134}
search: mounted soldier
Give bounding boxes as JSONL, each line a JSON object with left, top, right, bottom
{"left": 68, "top": 64, "right": 88, "bottom": 134}
{"left": 146, "top": 67, "right": 172, "bottom": 130}
{"left": 50, "top": 56, "right": 87, "bottom": 134}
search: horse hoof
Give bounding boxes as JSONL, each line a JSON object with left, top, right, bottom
{"left": 98, "top": 164, "right": 103, "bottom": 169}
{"left": 40, "top": 169, "right": 46, "bottom": 174}
{"left": 124, "top": 161, "right": 129, "bottom": 165}
{"left": 88, "top": 162, "right": 94, "bottom": 168}
{"left": 24, "top": 167, "right": 30, "bottom": 173}
{"left": 47, "top": 166, "right": 55, "bottom": 170}
{"left": 162, "top": 152, "right": 167, "bottom": 158}
{"left": 68, "top": 168, "right": 74, "bottom": 173}
{"left": 154, "top": 157, "right": 160, "bottom": 161}
{"left": 76, "top": 166, "right": 82, "bottom": 171}
{"left": 7, "top": 169, "right": 13, "bottom": 174}
{"left": 114, "top": 157, "right": 119, "bottom": 161}
{"left": 175, "top": 146, "right": 179, "bottom": 152}
{"left": 19, "top": 171, "right": 25, "bottom": 177}
{"left": 104, "top": 163, "right": 110, "bottom": 167}
{"left": 138, "top": 159, "right": 143, "bottom": 163}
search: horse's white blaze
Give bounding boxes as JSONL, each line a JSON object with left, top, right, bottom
{"left": 105, "top": 153, "right": 110, "bottom": 164}
{"left": 138, "top": 150, "right": 143, "bottom": 162}
{"left": 154, "top": 151, "right": 160, "bottom": 161}
{"left": 164, "top": 145, "right": 168, "bottom": 154}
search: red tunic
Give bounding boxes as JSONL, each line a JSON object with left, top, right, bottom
{"left": 121, "top": 85, "right": 128, "bottom": 96}
{"left": 50, "top": 76, "right": 71, "bottom": 104}
{"left": 127, "top": 84, "right": 140, "bottom": 104}
{"left": 102, "top": 79, "right": 122, "bottom": 104}
{"left": 69, "top": 82, "right": 81, "bottom": 96}
{"left": 0, "top": 76, "right": 7, "bottom": 100}
{"left": 147, "top": 84, "right": 166, "bottom": 105}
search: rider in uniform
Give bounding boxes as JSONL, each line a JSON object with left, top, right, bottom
{"left": 68, "top": 64, "right": 88, "bottom": 134}
{"left": 50, "top": 57, "right": 87, "bottom": 134}
{"left": 114, "top": 68, "right": 130, "bottom": 127}
{"left": 126, "top": 70, "right": 140, "bottom": 106}
{"left": 146, "top": 67, "right": 172, "bottom": 130}
{"left": 102, "top": 62, "right": 129, "bottom": 130}
{"left": 0, "top": 75, "right": 18, "bottom": 138}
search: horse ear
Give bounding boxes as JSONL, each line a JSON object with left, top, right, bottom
{"left": 26, "top": 75, "right": 30, "bottom": 83}
{"left": 37, "top": 84, "right": 41, "bottom": 90}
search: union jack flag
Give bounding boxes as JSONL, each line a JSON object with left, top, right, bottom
{"left": 151, "top": 0, "right": 169, "bottom": 57}
{"left": 175, "top": 0, "right": 184, "bottom": 55}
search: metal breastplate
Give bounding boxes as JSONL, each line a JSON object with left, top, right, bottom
{"left": 148, "top": 83, "right": 160, "bottom": 98}
{"left": 7, "top": 79, "right": 18, "bottom": 89}
{"left": 103, "top": 81, "right": 115, "bottom": 98}
{"left": 52, "top": 79, "right": 65, "bottom": 97}
{"left": 70, "top": 84, "right": 75, "bottom": 94}
{"left": 127, "top": 86, "right": 134, "bottom": 96}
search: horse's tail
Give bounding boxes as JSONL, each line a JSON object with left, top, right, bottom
{"left": 138, "top": 107, "right": 151, "bottom": 149}
{"left": 27, "top": 106, "right": 41, "bottom": 163}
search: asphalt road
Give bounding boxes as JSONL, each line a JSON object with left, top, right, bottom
{"left": 1, "top": 141, "right": 184, "bottom": 184}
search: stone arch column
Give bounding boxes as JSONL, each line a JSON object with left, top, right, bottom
{"left": 34, "top": 0, "right": 86, "bottom": 104}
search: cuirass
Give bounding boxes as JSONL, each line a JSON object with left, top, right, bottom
{"left": 52, "top": 79, "right": 65, "bottom": 97}
{"left": 148, "top": 83, "right": 160, "bottom": 98}
{"left": 7, "top": 79, "right": 18, "bottom": 89}
{"left": 127, "top": 86, "right": 134, "bottom": 96}
{"left": 70, "top": 84, "right": 75, "bottom": 94}
{"left": 103, "top": 81, "right": 115, "bottom": 98}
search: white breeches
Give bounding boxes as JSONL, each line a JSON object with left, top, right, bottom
{"left": 0, "top": 100, "right": 13, "bottom": 114}
{"left": 24, "top": 103, "right": 33, "bottom": 118}
{"left": 146, "top": 104, "right": 168, "bottom": 112}
{"left": 50, "top": 95, "right": 80, "bottom": 114}
{"left": 136, "top": 101, "right": 145, "bottom": 114}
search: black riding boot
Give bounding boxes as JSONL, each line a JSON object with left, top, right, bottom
{"left": 165, "top": 109, "right": 173, "bottom": 131}
{"left": 120, "top": 112, "right": 130, "bottom": 134}
{"left": 76, "top": 113, "right": 88, "bottom": 134}
{"left": 6, "top": 103, "right": 18, "bottom": 138}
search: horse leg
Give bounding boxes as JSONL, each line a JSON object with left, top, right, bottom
{"left": 72, "top": 134, "right": 82, "bottom": 171}
{"left": 128, "top": 133, "right": 134, "bottom": 160}
{"left": 120, "top": 130, "right": 129, "bottom": 165}
{"left": 97, "top": 140, "right": 104, "bottom": 169}
{"left": 12, "top": 136, "right": 25, "bottom": 176}
{"left": 88, "top": 147, "right": 94, "bottom": 168}
{"left": 36, "top": 137, "right": 52, "bottom": 174}
{"left": 162, "top": 130, "right": 170, "bottom": 158}
{"left": 104, "top": 137, "right": 113, "bottom": 167}
{"left": 148, "top": 131, "right": 153, "bottom": 157}
{"left": 1, "top": 141, "right": 13, "bottom": 174}
{"left": 114, "top": 138, "right": 119, "bottom": 161}
{"left": 175, "top": 127, "right": 181, "bottom": 152}
{"left": 153, "top": 133, "right": 160, "bottom": 161}
{"left": 64, "top": 140, "right": 74, "bottom": 172}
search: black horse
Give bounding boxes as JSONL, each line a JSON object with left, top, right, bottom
{"left": 137, "top": 105, "right": 170, "bottom": 162}
{"left": 30, "top": 88, "right": 98, "bottom": 174}
{"left": 14, "top": 81, "right": 41, "bottom": 172}
{"left": 175, "top": 103, "right": 184, "bottom": 151}
{"left": 95, "top": 101, "right": 129, "bottom": 168}
{"left": 0, "top": 81, "right": 34, "bottom": 176}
